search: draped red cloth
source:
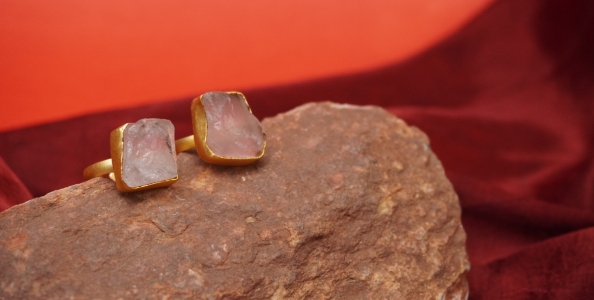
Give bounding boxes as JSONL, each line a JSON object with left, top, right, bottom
{"left": 1, "top": 0, "right": 593, "bottom": 298}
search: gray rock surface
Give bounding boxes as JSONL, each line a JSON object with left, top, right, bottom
{"left": 0, "top": 102, "right": 469, "bottom": 299}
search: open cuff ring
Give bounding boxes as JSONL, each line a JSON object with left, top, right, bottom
{"left": 83, "top": 91, "right": 265, "bottom": 193}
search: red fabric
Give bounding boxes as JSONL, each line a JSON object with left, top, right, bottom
{"left": 1, "top": 0, "right": 593, "bottom": 298}
{"left": 0, "top": 156, "right": 32, "bottom": 211}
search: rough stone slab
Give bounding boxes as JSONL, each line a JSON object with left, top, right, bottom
{"left": 0, "top": 102, "right": 469, "bottom": 299}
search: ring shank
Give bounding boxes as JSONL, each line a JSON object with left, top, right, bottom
{"left": 83, "top": 159, "right": 114, "bottom": 181}
{"left": 84, "top": 134, "right": 194, "bottom": 182}
{"left": 175, "top": 135, "right": 196, "bottom": 154}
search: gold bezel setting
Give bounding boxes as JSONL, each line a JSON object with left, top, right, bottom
{"left": 190, "top": 91, "right": 266, "bottom": 166}
{"left": 110, "top": 124, "right": 178, "bottom": 192}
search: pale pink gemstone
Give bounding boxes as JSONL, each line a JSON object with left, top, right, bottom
{"left": 122, "top": 119, "right": 177, "bottom": 188}
{"left": 202, "top": 92, "right": 265, "bottom": 158}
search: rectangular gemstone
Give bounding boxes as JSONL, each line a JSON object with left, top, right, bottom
{"left": 122, "top": 118, "right": 177, "bottom": 188}
{"left": 201, "top": 92, "right": 265, "bottom": 158}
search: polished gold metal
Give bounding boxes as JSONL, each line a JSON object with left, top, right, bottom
{"left": 175, "top": 135, "right": 196, "bottom": 154}
{"left": 176, "top": 91, "right": 266, "bottom": 166}
{"left": 83, "top": 158, "right": 114, "bottom": 181}
{"left": 83, "top": 124, "right": 178, "bottom": 192}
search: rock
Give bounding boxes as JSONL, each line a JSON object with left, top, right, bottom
{"left": 122, "top": 118, "right": 177, "bottom": 188}
{"left": 0, "top": 102, "right": 469, "bottom": 299}
{"left": 201, "top": 92, "right": 266, "bottom": 158}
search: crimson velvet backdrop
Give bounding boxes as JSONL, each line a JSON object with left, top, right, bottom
{"left": 1, "top": 0, "right": 593, "bottom": 298}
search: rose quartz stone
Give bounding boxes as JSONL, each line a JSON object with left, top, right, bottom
{"left": 201, "top": 92, "right": 265, "bottom": 158}
{"left": 122, "top": 119, "right": 177, "bottom": 188}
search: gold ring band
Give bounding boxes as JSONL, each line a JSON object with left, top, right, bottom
{"left": 175, "top": 135, "right": 196, "bottom": 154}
{"left": 83, "top": 158, "right": 115, "bottom": 181}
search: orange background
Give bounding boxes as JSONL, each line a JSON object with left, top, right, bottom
{"left": 0, "top": 0, "right": 493, "bottom": 131}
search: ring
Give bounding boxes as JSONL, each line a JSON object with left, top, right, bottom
{"left": 176, "top": 91, "right": 266, "bottom": 166}
{"left": 84, "top": 118, "right": 179, "bottom": 192}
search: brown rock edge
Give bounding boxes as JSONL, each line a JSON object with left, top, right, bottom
{"left": 0, "top": 103, "right": 469, "bottom": 299}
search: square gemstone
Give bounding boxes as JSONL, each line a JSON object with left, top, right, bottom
{"left": 122, "top": 118, "right": 177, "bottom": 188}
{"left": 201, "top": 92, "right": 265, "bottom": 158}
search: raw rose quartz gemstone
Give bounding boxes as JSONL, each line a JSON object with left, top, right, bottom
{"left": 201, "top": 92, "right": 265, "bottom": 158}
{"left": 122, "top": 119, "right": 177, "bottom": 188}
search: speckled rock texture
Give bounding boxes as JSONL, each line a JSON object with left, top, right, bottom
{"left": 0, "top": 103, "right": 469, "bottom": 299}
